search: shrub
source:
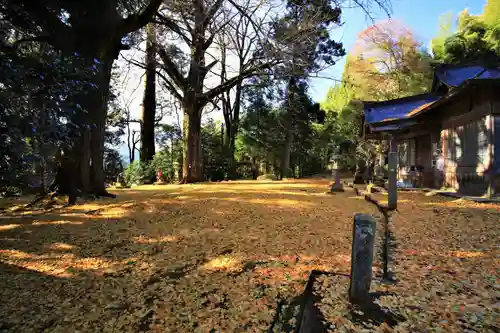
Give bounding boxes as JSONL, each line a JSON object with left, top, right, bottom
{"left": 151, "top": 152, "right": 172, "bottom": 183}
{"left": 122, "top": 160, "right": 141, "bottom": 186}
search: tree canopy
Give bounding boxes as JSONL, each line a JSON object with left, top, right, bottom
{"left": 432, "top": 0, "right": 500, "bottom": 64}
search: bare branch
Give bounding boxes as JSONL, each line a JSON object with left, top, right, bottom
{"left": 120, "top": 0, "right": 164, "bottom": 35}
{"left": 157, "top": 46, "right": 187, "bottom": 91}
{"left": 155, "top": 12, "right": 192, "bottom": 45}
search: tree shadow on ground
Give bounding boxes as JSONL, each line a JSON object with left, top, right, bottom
{"left": 269, "top": 270, "right": 405, "bottom": 333}
{"left": 0, "top": 181, "right": 498, "bottom": 332}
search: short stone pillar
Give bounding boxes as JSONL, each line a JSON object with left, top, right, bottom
{"left": 349, "top": 214, "right": 376, "bottom": 303}
{"left": 388, "top": 139, "right": 398, "bottom": 210}
{"left": 330, "top": 168, "right": 344, "bottom": 192}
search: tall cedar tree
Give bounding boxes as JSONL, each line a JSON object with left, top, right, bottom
{"left": 140, "top": 23, "right": 157, "bottom": 164}
{"left": 275, "top": 0, "right": 344, "bottom": 177}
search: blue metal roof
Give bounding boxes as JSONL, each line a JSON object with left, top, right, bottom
{"left": 363, "top": 64, "right": 500, "bottom": 135}
{"left": 435, "top": 65, "right": 500, "bottom": 87}
{"left": 478, "top": 68, "right": 500, "bottom": 79}
{"left": 364, "top": 94, "right": 440, "bottom": 125}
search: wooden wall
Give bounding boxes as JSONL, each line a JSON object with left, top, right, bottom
{"left": 441, "top": 112, "right": 491, "bottom": 196}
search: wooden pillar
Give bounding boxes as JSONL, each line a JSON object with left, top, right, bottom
{"left": 488, "top": 114, "right": 494, "bottom": 198}
{"left": 388, "top": 138, "right": 398, "bottom": 210}
{"left": 349, "top": 214, "right": 376, "bottom": 303}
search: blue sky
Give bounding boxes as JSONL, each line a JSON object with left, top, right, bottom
{"left": 309, "top": 0, "right": 486, "bottom": 102}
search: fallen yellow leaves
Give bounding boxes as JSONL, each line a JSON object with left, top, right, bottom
{"left": 0, "top": 179, "right": 498, "bottom": 332}
{"left": 0, "top": 224, "right": 21, "bottom": 231}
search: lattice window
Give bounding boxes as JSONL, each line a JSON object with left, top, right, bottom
{"left": 454, "top": 128, "right": 462, "bottom": 161}
{"left": 409, "top": 139, "right": 416, "bottom": 166}
{"left": 477, "top": 118, "right": 489, "bottom": 166}
{"left": 398, "top": 141, "right": 408, "bottom": 166}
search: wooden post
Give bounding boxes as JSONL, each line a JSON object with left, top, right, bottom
{"left": 388, "top": 138, "right": 398, "bottom": 210}
{"left": 349, "top": 214, "right": 376, "bottom": 303}
{"left": 488, "top": 114, "right": 494, "bottom": 199}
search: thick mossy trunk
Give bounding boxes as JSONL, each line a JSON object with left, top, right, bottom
{"left": 90, "top": 56, "right": 114, "bottom": 196}
{"left": 79, "top": 126, "right": 91, "bottom": 194}
{"left": 140, "top": 23, "right": 157, "bottom": 164}
{"left": 52, "top": 150, "right": 78, "bottom": 205}
{"left": 181, "top": 106, "right": 203, "bottom": 183}
{"left": 52, "top": 55, "right": 115, "bottom": 203}
{"left": 223, "top": 126, "right": 236, "bottom": 179}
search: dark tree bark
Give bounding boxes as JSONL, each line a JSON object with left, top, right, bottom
{"left": 79, "top": 127, "right": 91, "bottom": 194}
{"left": 90, "top": 56, "right": 114, "bottom": 196}
{"left": 11, "top": 0, "right": 164, "bottom": 203}
{"left": 140, "top": 23, "right": 157, "bottom": 163}
{"left": 52, "top": 150, "right": 78, "bottom": 205}
{"left": 281, "top": 124, "right": 292, "bottom": 179}
{"left": 181, "top": 105, "right": 203, "bottom": 183}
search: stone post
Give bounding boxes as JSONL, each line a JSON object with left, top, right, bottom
{"left": 388, "top": 139, "right": 398, "bottom": 210}
{"left": 331, "top": 167, "right": 344, "bottom": 192}
{"left": 349, "top": 214, "right": 376, "bottom": 303}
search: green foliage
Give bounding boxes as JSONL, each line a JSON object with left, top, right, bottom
{"left": 238, "top": 76, "right": 331, "bottom": 178}
{"left": 272, "top": 0, "right": 345, "bottom": 76}
{"left": 155, "top": 123, "right": 182, "bottom": 182}
{"left": 150, "top": 151, "right": 174, "bottom": 183}
{"left": 120, "top": 159, "right": 156, "bottom": 186}
{"left": 103, "top": 148, "right": 124, "bottom": 184}
{"left": 201, "top": 119, "right": 226, "bottom": 181}
{"left": 431, "top": 12, "right": 455, "bottom": 61}
{"left": 321, "top": 84, "right": 355, "bottom": 114}
{"left": 432, "top": 3, "right": 500, "bottom": 64}
{"left": 483, "top": 0, "right": 500, "bottom": 27}
{"left": 122, "top": 160, "right": 141, "bottom": 186}
{"left": 0, "top": 29, "right": 99, "bottom": 192}
{"left": 238, "top": 81, "right": 284, "bottom": 176}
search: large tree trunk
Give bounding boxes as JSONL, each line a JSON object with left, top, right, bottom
{"left": 223, "top": 120, "right": 235, "bottom": 179}
{"left": 181, "top": 106, "right": 203, "bottom": 183}
{"left": 140, "top": 23, "right": 156, "bottom": 163}
{"left": 52, "top": 149, "right": 78, "bottom": 205}
{"left": 79, "top": 127, "right": 91, "bottom": 194}
{"left": 227, "top": 83, "right": 242, "bottom": 179}
{"left": 281, "top": 129, "right": 292, "bottom": 179}
{"left": 90, "top": 55, "right": 114, "bottom": 196}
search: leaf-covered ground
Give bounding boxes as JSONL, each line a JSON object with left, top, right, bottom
{"left": 0, "top": 180, "right": 498, "bottom": 332}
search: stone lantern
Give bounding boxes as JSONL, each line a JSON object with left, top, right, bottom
{"left": 329, "top": 154, "right": 344, "bottom": 192}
